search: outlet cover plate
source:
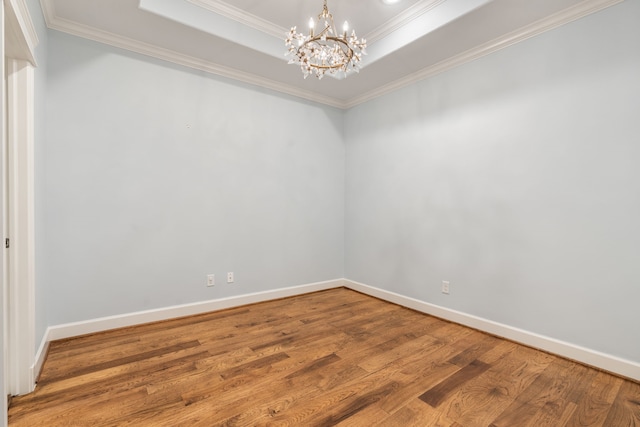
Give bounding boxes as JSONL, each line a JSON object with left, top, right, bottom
{"left": 442, "top": 280, "right": 450, "bottom": 294}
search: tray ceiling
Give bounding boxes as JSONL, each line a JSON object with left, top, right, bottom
{"left": 41, "top": 0, "right": 622, "bottom": 108}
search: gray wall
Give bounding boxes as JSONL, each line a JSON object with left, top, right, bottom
{"left": 44, "top": 32, "right": 345, "bottom": 325}
{"left": 345, "top": 1, "right": 640, "bottom": 363}
{"left": 37, "top": 0, "right": 638, "bottom": 368}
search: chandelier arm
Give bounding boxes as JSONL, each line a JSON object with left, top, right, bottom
{"left": 317, "top": 26, "right": 332, "bottom": 39}
{"left": 332, "top": 38, "right": 354, "bottom": 61}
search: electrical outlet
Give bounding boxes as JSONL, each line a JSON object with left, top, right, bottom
{"left": 207, "top": 274, "right": 215, "bottom": 287}
{"left": 442, "top": 280, "right": 450, "bottom": 295}
{"left": 227, "top": 272, "right": 234, "bottom": 283}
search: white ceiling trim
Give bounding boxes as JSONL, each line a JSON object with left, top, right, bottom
{"left": 6, "top": 0, "right": 40, "bottom": 65}
{"left": 39, "top": 0, "right": 56, "bottom": 33}
{"left": 40, "top": 2, "right": 347, "bottom": 108}
{"left": 345, "top": 0, "right": 626, "bottom": 109}
{"left": 139, "top": 0, "right": 286, "bottom": 61}
{"left": 366, "top": 0, "right": 446, "bottom": 44}
{"left": 40, "top": 0, "right": 624, "bottom": 110}
{"left": 188, "top": 0, "right": 287, "bottom": 39}
{"left": 188, "top": 0, "right": 448, "bottom": 47}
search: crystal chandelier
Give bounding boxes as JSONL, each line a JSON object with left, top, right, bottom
{"left": 285, "top": 0, "right": 367, "bottom": 79}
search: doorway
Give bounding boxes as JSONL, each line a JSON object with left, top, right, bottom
{"left": 4, "top": 56, "right": 36, "bottom": 397}
{"left": 2, "top": 0, "right": 39, "bottom": 411}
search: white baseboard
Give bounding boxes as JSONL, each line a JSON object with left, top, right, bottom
{"left": 34, "top": 277, "right": 639, "bottom": 383}
{"left": 34, "top": 278, "right": 344, "bottom": 380}
{"left": 344, "top": 279, "right": 640, "bottom": 382}
{"left": 33, "top": 336, "right": 48, "bottom": 384}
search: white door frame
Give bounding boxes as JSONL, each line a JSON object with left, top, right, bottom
{"left": 5, "top": 57, "right": 36, "bottom": 396}
{"left": 1, "top": 4, "right": 7, "bottom": 422}
{"left": 2, "top": 0, "right": 38, "bottom": 403}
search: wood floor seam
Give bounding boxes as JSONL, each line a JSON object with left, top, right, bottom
{"left": 8, "top": 288, "right": 640, "bottom": 426}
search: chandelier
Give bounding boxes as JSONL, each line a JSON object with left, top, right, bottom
{"left": 285, "top": 0, "right": 367, "bottom": 79}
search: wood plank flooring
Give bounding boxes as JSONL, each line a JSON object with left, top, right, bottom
{"left": 8, "top": 288, "right": 640, "bottom": 426}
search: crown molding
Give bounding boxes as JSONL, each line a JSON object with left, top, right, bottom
{"left": 6, "top": 0, "right": 40, "bottom": 65}
{"left": 188, "top": 0, "right": 287, "bottom": 39}
{"left": 41, "top": 0, "right": 624, "bottom": 110}
{"left": 366, "top": 0, "right": 446, "bottom": 44}
{"left": 346, "top": 0, "right": 625, "bottom": 108}
{"left": 40, "top": 2, "right": 347, "bottom": 109}
{"left": 9, "top": 0, "right": 40, "bottom": 49}
{"left": 189, "top": 0, "right": 446, "bottom": 46}
{"left": 39, "top": 0, "right": 56, "bottom": 29}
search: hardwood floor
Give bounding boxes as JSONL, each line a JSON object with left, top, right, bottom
{"left": 8, "top": 288, "right": 640, "bottom": 426}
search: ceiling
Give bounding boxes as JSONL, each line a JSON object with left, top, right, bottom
{"left": 40, "top": 0, "right": 622, "bottom": 108}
